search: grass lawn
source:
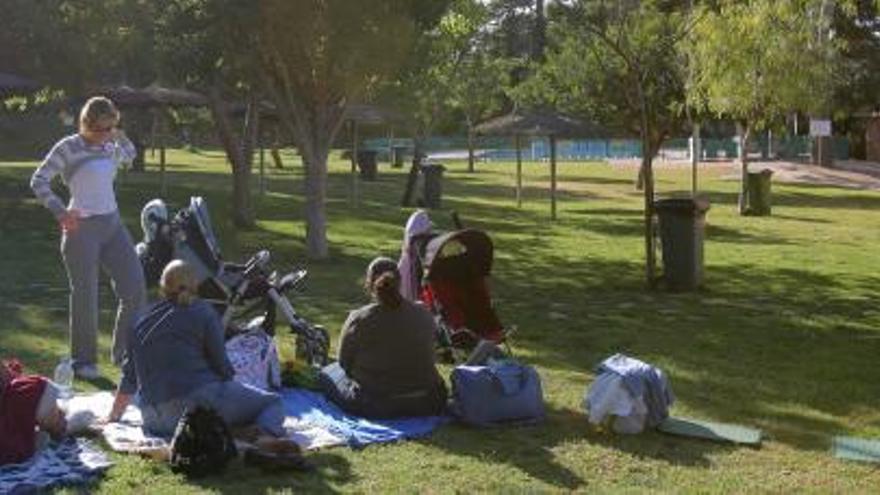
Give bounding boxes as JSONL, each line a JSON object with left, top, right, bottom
{"left": 1, "top": 148, "right": 879, "bottom": 493}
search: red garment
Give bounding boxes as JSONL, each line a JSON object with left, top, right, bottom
{"left": 0, "top": 374, "right": 47, "bottom": 465}
{"left": 421, "top": 276, "right": 504, "bottom": 343}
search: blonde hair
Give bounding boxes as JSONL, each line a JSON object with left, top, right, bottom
{"left": 160, "top": 260, "right": 199, "bottom": 305}
{"left": 78, "top": 96, "right": 120, "bottom": 132}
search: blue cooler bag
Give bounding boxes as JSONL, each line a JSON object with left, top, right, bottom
{"left": 451, "top": 361, "right": 545, "bottom": 426}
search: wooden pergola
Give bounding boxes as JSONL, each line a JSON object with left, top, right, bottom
{"left": 475, "top": 110, "right": 601, "bottom": 219}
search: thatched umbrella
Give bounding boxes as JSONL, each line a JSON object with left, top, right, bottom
{"left": 89, "top": 84, "right": 208, "bottom": 192}
{"left": 97, "top": 84, "right": 208, "bottom": 108}
{"left": 475, "top": 110, "right": 603, "bottom": 219}
{"left": 0, "top": 72, "right": 39, "bottom": 98}
{"left": 347, "top": 103, "right": 403, "bottom": 126}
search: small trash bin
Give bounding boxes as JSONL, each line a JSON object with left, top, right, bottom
{"left": 654, "top": 197, "right": 710, "bottom": 291}
{"left": 744, "top": 169, "right": 773, "bottom": 216}
{"left": 357, "top": 150, "right": 379, "bottom": 180}
{"left": 392, "top": 146, "right": 407, "bottom": 168}
{"left": 421, "top": 163, "right": 445, "bottom": 209}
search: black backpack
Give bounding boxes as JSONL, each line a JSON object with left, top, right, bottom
{"left": 169, "top": 405, "right": 238, "bottom": 477}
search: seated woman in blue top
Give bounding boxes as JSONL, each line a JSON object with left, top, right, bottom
{"left": 105, "top": 260, "right": 285, "bottom": 439}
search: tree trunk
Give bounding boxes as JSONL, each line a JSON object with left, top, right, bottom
{"left": 208, "top": 85, "right": 254, "bottom": 228}
{"left": 642, "top": 146, "right": 656, "bottom": 289}
{"left": 533, "top": 0, "right": 546, "bottom": 62}
{"left": 401, "top": 139, "right": 425, "bottom": 206}
{"left": 302, "top": 150, "right": 329, "bottom": 258}
{"left": 738, "top": 122, "right": 751, "bottom": 215}
{"left": 271, "top": 125, "right": 284, "bottom": 169}
{"left": 635, "top": 78, "right": 656, "bottom": 287}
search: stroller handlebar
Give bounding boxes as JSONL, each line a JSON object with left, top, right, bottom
{"left": 244, "top": 250, "right": 271, "bottom": 273}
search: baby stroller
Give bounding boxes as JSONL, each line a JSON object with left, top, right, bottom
{"left": 135, "top": 197, "right": 330, "bottom": 367}
{"left": 417, "top": 225, "right": 511, "bottom": 363}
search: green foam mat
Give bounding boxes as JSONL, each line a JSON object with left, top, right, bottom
{"left": 658, "top": 417, "right": 763, "bottom": 446}
{"left": 833, "top": 436, "right": 880, "bottom": 464}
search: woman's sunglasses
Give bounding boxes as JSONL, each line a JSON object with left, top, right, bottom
{"left": 88, "top": 124, "right": 116, "bottom": 133}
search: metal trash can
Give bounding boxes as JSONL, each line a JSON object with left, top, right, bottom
{"left": 744, "top": 169, "right": 773, "bottom": 216}
{"left": 392, "top": 146, "right": 407, "bottom": 168}
{"left": 654, "top": 197, "right": 710, "bottom": 291}
{"left": 421, "top": 163, "right": 446, "bottom": 209}
{"left": 357, "top": 150, "right": 379, "bottom": 181}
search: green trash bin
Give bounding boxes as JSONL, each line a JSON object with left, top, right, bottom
{"left": 743, "top": 169, "right": 773, "bottom": 216}
{"left": 654, "top": 197, "right": 710, "bottom": 291}
{"left": 392, "top": 146, "right": 408, "bottom": 168}
{"left": 421, "top": 163, "right": 445, "bottom": 209}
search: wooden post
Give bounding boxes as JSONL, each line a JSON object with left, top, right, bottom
{"left": 550, "top": 135, "right": 557, "bottom": 220}
{"left": 150, "top": 111, "right": 158, "bottom": 158}
{"left": 467, "top": 127, "right": 475, "bottom": 173}
{"left": 350, "top": 120, "right": 359, "bottom": 206}
{"left": 691, "top": 123, "right": 700, "bottom": 195}
{"left": 159, "top": 116, "right": 167, "bottom": 197}
{"left": 388, "top": 126, "right": 394, "bottom": 164}
{"left": 259, "top": 134, "right": 266, "bottom": 196}
{"left": 515, "top": 134, "right": 523, "bottom": 208}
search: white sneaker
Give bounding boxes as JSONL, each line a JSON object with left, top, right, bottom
{"left": 74, "top": 364, "right": 101, "bottom": 380}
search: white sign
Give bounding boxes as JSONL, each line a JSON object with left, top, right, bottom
{"left": 810, "top": 119, "right": 832, "bottom": 137}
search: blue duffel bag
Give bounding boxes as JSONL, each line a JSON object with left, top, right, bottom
{"left": 450, "top": 361, "right": 545, "bottom": 426}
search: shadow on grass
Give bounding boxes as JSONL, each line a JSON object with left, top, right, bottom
{"left": 704, "top": 224, "right": 794, "bottom": 245}
{"left": 764, "top": 213, "right": 833, "bottom": 224}
{"left": 427, "top": 405, "right": 727, "bottom": 490}
{"left": 701, "top": 188, "right": 880, "bottom": 210}
{"left": 4, "top": 156, "right": 880, "bottom": 463}
{"left": 494, "top": 250, "right": 880, "bottom": 451}
{"left": 193, "top": 450, "right": 354, "bottom": 494}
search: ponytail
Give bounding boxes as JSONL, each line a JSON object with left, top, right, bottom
{"left": 373, "top": 272, "right": 402, "bottom": 309}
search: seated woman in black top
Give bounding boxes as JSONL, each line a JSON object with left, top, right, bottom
{"left": 319, "top": 257, "right": 447, "bottom": 418}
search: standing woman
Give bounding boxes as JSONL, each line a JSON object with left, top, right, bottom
{"left": 30, "top": 96, "right": 146, "bottom": 379}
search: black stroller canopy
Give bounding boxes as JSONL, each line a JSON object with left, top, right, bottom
{"left": 424, "top": 229, "right": 493, "bottom": 281}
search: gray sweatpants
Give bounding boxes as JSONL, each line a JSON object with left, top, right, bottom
{"left": 61, "top": 212, "right": 146, "bottom": 366}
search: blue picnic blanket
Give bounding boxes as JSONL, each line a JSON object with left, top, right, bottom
{"left": 0, "top": 438, "right": 113, "bottom": 495}
{"left": 281, "top": 388, "right": 450, "bottom": 448}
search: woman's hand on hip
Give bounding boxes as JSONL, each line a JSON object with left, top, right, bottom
{"left": 59, "top": 209, "right": 82, "bottom": 233}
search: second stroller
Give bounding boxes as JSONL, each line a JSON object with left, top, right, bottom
{"left": 135, "top": 197, "right": 330, "bottom": 367}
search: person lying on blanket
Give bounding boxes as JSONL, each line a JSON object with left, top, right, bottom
{"left": 104, "top": 260, "right": 298, "bottom": 455}
{"left": 0, "top": 360, "right": 68, "bottom": 465}
{"left": 318, "top": 257, "right": 448, "bottom": 419}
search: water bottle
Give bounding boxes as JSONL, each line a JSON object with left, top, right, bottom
{"left": 54, "top": 357, "right": 74, "bottom": 400}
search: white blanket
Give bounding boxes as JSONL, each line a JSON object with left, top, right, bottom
{"left": 66, "top": 392, "right": 345, "bottom": 455}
